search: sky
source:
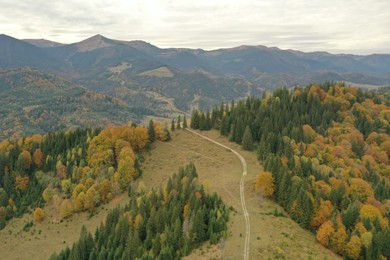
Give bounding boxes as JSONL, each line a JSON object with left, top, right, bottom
{"left": 0, "top": 0, "right": 389, "bottom": 54}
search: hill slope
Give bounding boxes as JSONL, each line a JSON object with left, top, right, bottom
{"left": 0, "top": 68, "right": 145, "bottom": 140}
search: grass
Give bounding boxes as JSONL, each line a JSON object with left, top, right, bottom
{"left": 0, "top": 129, "right": 340, "bottom": 260}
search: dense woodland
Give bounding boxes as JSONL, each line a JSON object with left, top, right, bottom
{"left": 0, "top": 122, "right": 170, "bottom": 228}
{"left": 192, "top": 83, "right": 390, "bottom": 259}
{"left": 50, "top": 163, "right": 229, "bottom": 259}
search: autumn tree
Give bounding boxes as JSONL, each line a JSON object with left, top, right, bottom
{"left": 34, "top": 208, "right": 45, "bottom": 223}
{"left": 84, "top": 187, "right": 98, "bottom": 211}
{"left": 33, "top": 149, "right": 44, "bottom": 168}
{"left": 56, "top": 161, "right": 67, "bottom": 179}
{"left": 60, "top": 199, "right": 73, "bottom": 219}
{"left": 316, "top": 221, "right": 334, "bottom": 247}
{"left": 345, "top": 235, "right": 362, "bottom": 260}
{"left": 15, "top": 175, "right": 30, "bottom": 191}
{"left": 16, "top": 150, "right": 32, "bottom": 173}
{"left": 74, "top": 192, "right": 85, "bottom": 212}
{"left": 310, "top": 200, "right": 333, "bottom": 228}
{"left": 331, "top": 226, "right": 347, "bottom": 254}
{"left": 42, "top": 187, "right": 53, "bottom": 203}
{"left": 255, "top": 171, "right": 275, "bottom": 197}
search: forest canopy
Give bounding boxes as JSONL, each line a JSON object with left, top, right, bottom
{"left": 192, "top": 83, "right": 390, "bottom": 259}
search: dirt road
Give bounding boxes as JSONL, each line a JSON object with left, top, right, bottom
{"left": 185, "top": 128, "right": 250, "bottom": 260}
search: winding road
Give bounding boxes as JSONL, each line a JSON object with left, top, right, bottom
{"left": 185, "top": 128, "right": 250, "bottom": 260}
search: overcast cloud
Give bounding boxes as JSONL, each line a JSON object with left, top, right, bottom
{"left": 0, "top": 0, "right": 389, "bottom": 54}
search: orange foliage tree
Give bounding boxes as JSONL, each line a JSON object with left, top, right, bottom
{"left": 316, "top": 220, "right": 335, "bottom": 247}
{"left": 33, "top": 208, "right": 45, "bottom": 223}
{"left": 310, "top": 200, "right": 333, "bottom": 228}
{"left": 33, "top": 149, "right": 44, "bottom": 168}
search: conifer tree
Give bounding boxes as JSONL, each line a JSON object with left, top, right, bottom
{"left": 177, "top": 115, "right": 181, "bottom": 129}
{"left": 171, "top": 119, "right": 175, "bottom": 131}
{"left": 190, "top": 109, "right": 200, "bottom": 129}
{"left": 183, "top": 115, "right": 188, "bottom": 128}
{"left": 242, "top": 125, "right": 254, "bottom": 150}
{"left": 148, "top": 120, "right": 155, "bottom": 143}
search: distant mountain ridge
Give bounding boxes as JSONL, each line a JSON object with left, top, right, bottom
{"left": 1, "top": 33, "right": 390, "bottom": 88}
{"left": 1, "top": 33, "right": 390, "bottom": 139}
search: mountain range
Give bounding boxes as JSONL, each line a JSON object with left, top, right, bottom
{"left": 1, "top": 33, "right": 390, "bottom": 139}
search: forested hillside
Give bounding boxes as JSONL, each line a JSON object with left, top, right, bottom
{"left": 0, "top": 123, "right": 169, "bottom": 229}
{"left": 0, "top": 68, "right": 148, "bottom": 140}
{"left": 191, "top": 83, "right": 390, "bottom": 259}
{"left": 50, "top": 163, "right": 229, "bottom": 259}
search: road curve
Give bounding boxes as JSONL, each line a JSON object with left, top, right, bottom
{"left": 185, "top": 128, "right": 250, "bottom": 260}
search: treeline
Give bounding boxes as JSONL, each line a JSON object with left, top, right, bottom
{"left": 0, "top": 122, "right": 169, "bottom": 228}
{"left": 50, "top": 163, "right": 229, "bottom": 259}
{"left": 192, "top": 82, "right": 390, "bottom": 259}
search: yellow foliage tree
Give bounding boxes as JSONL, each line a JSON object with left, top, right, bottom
{"left": 17, "top": 150, "right": 32, "bottom": 171}
{"left": 345, "top": 235, "right": 362, "bottom": 260}
{"left": 350, "top": 178, "right": 374, "bottom": 202}
{"left": 360, "top": 205, "right": 383, "bottom": 222}
{"left": 183, "top": 204, "right": 190, "bottom": 219}
{"left": 61, "top": 179, "right": 73, "bottom": 196}
{"left": 134, "top": 214, "right": 143, "bottom": 229}
{"left": 60, "top": 199, "right": 73, "bottom": 219}
{"left": 15, "top": 175, "right": 30, "bottom": 191}
{"left": 71, "top": 184, "right": 85, "bottom": 200}
{"left": 33, "top": 208, "right": 45, "bottom": 223}
{"left": 74, "top": 192, "right": 85, "bottom": 212}
{"left": 331, "top": 227, "right": 347, "bottom": 254}
{"left": 42, "top": 187, "right": 53, "bottom": 203}
{"left": 84, "top": 187, "right": 98, "bottom": 211}
{"left": 255, "top": 171, "right": 275, "bottom": 197}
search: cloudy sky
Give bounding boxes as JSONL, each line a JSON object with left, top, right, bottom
{"left": 0, "top": 0, "right": 389, "bottom": 54}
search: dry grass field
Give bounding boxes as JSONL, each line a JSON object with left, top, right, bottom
{"left": 0, "top": 129, "right": 340, "bottom": 259}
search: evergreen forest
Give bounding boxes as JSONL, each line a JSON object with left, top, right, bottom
{"left": 191, "top": 83, "right": 390, "bottom": 259}
{"left": 50, "top": 163, "right": 229, "bottom": 259}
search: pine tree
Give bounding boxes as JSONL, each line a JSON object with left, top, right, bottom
{"left": 177, "top": 115, "right": 181, "bottom": 129}
{"left": 241, "top": 125, "right": 254, "bottom": 150}
{"left": 183, "top": 115, "right": 188, "bottom": 128}
{"left": 148, "top": 120, "right": 155, "bottom": 143}
{"left": 171, "top": 119, "right": 175, "bottom": 131}
{"left": 190, "top": 109, "right": 200, "bottom": 129}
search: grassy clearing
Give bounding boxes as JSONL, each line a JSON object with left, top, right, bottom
{"left": 0, "top": 129, "right": 340, "bottom": 259}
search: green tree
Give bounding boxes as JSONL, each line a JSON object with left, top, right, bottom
{"left": 242, "top": 125, "right": 254, "bottom": 150}
{"left": 190, "top": 109, "right": 200, "bottom": 129}
{"left": 177, "top": 115, "right": 181, "bottom": 129}
{"left": 171, "top": 119, "right": 175, "bottom": 131}
{"left": 148, "top": 119, "right": 155, "bottom": 143}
